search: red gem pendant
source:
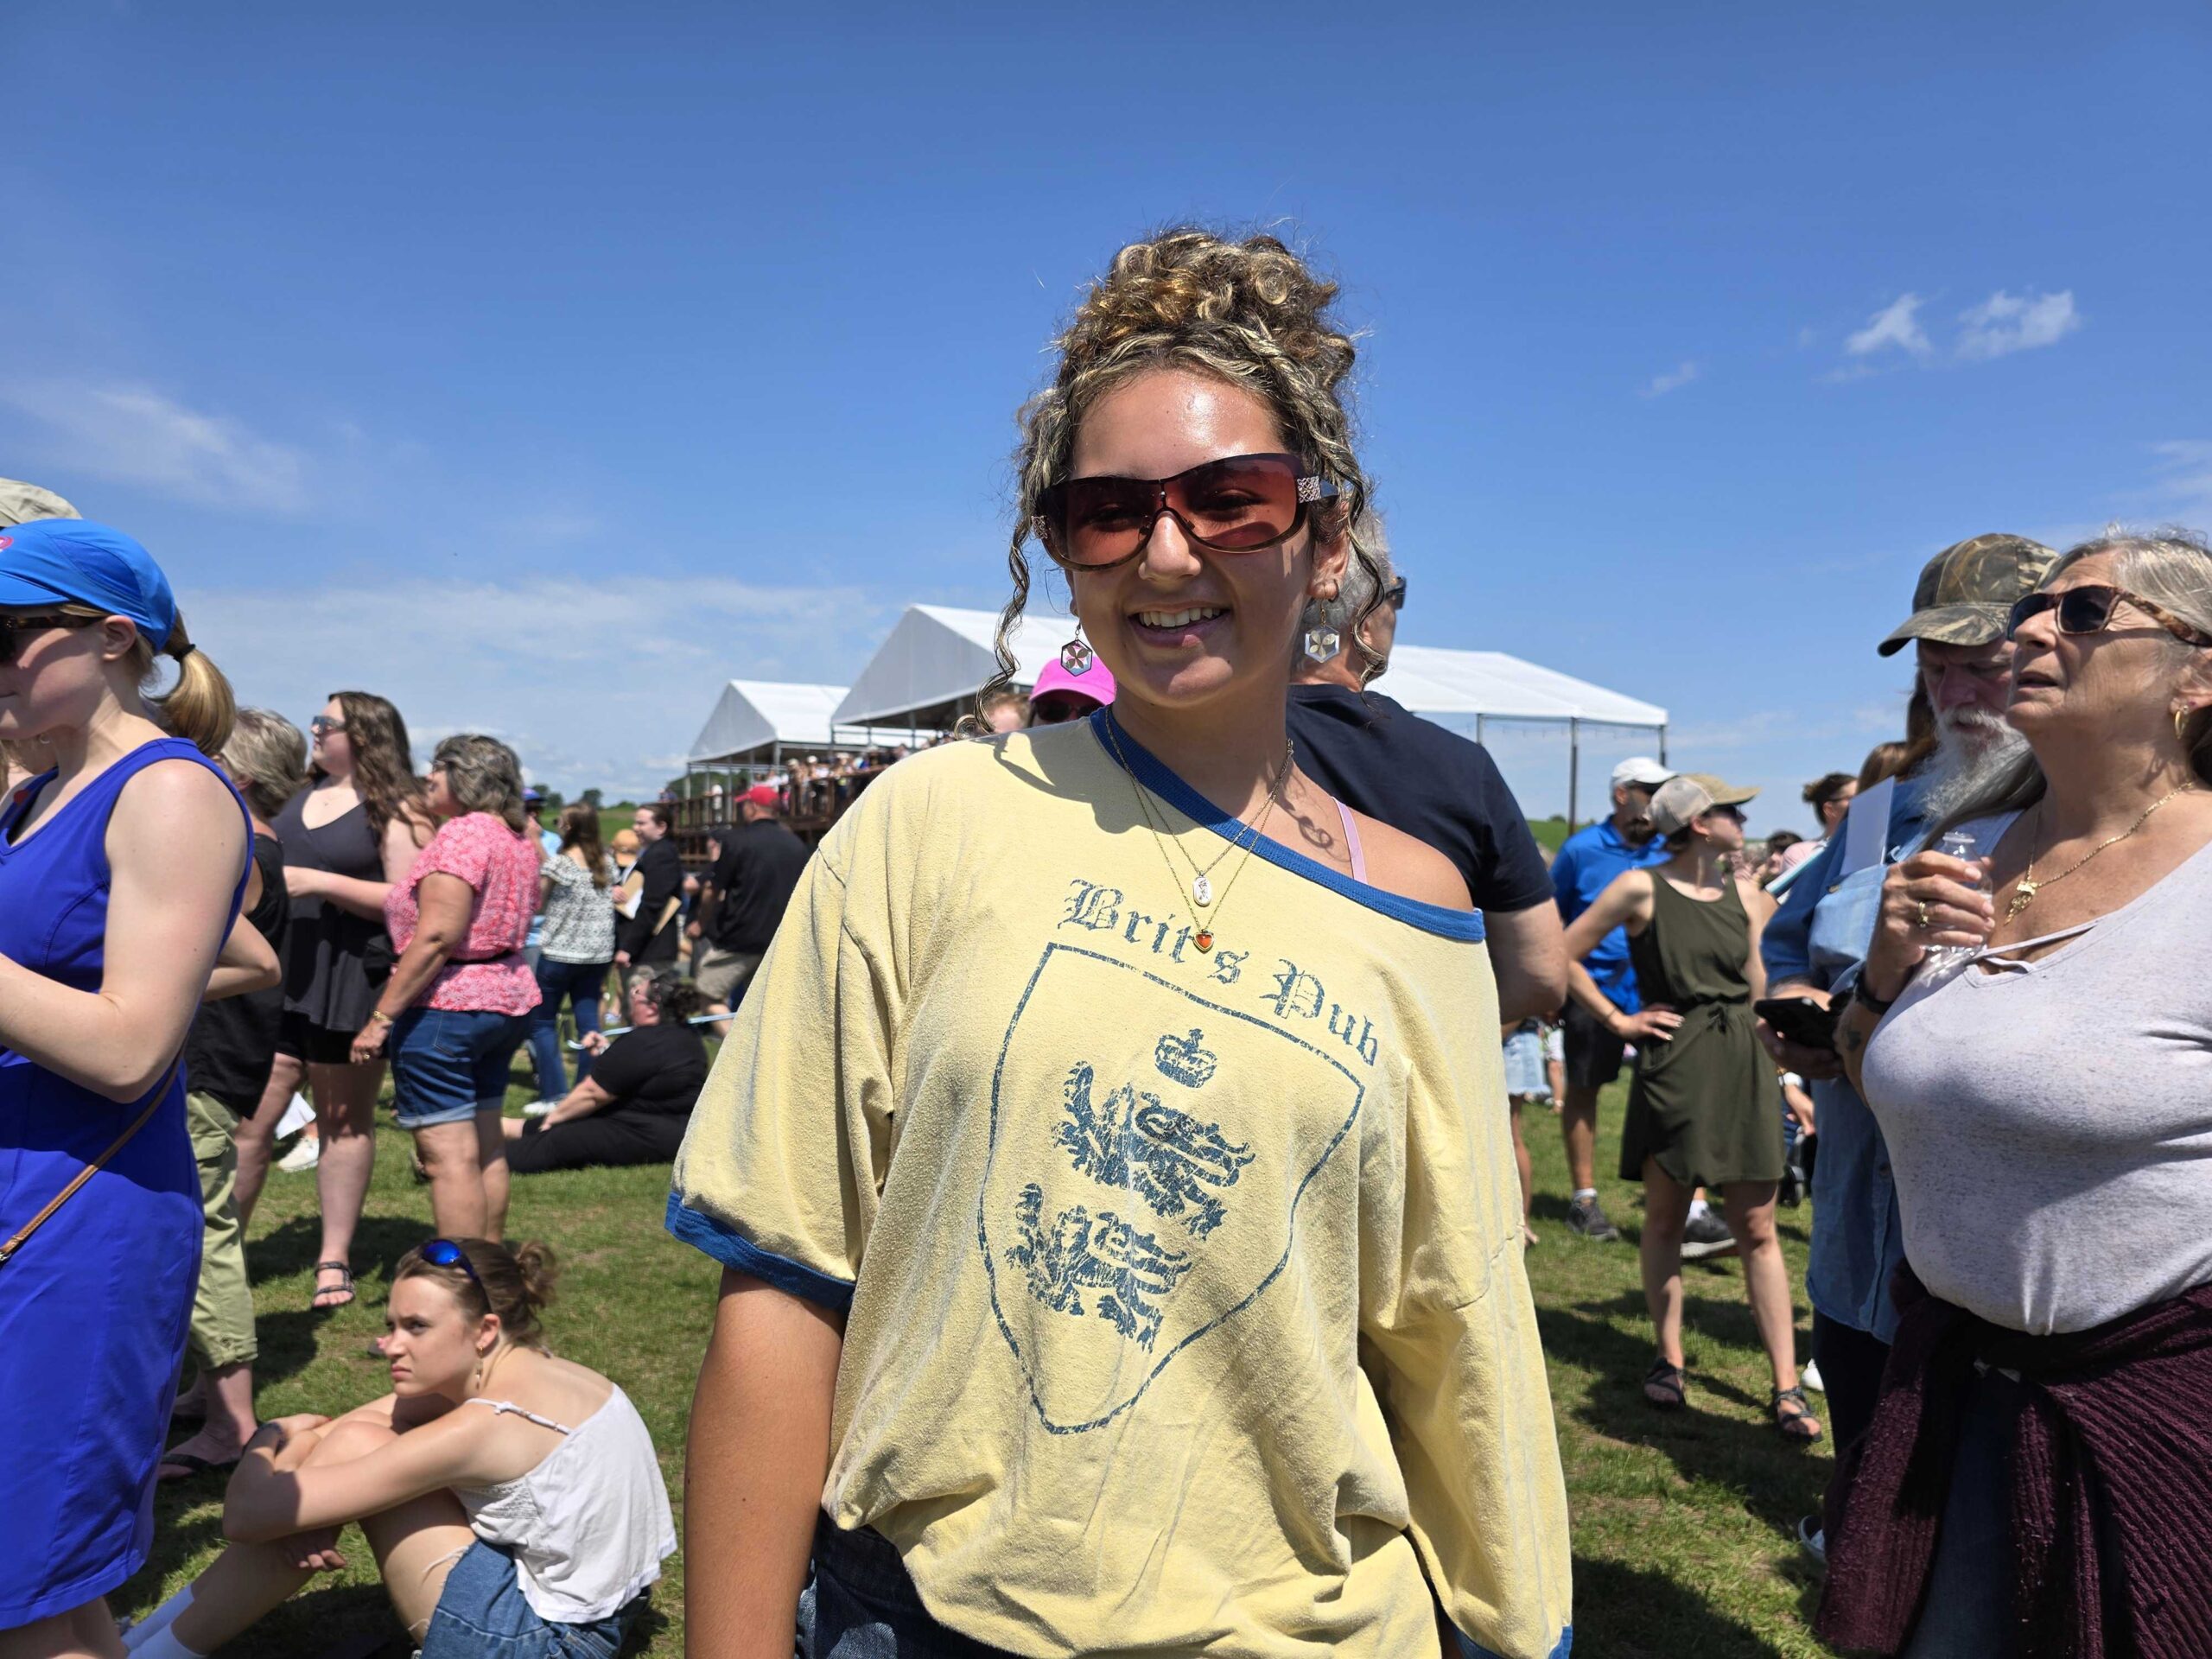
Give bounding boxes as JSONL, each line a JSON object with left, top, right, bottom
{"left": 1193, "top": 930, "right": 1214, "bottom": 952}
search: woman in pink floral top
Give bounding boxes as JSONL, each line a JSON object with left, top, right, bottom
{"left": 352, "top": 734, "right": 543, "bottom": 1238}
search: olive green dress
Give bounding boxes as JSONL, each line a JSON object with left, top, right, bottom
{"left": 1617, "top": 872, "right": 1784, "bottom": 1187}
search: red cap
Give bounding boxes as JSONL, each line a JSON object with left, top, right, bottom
{"left": 742, "top": 783, "right": 780, "bottom": 808}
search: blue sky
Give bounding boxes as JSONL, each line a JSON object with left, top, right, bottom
{"left": 5, "top": 3, "right": 2207, "bottom": 823}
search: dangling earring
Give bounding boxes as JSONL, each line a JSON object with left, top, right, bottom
{"left": 1060, "top": 622, "right": 1094, "bottom": 675}
{"left": 1302, "top": 626, "right": 1340, "bottom": 664}
{"left": 2179, "top": 707, "right": 2196, "bottom": 745}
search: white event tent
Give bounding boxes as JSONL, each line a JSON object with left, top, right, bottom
{"left": 830, "top": 605, "right": 1667, "bottom": 823}
{"left": 685, "top": 679, "right": 862, "bottom": 770}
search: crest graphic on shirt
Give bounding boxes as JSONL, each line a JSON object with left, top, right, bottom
{"left": 980, "top": 942, "right": 1365, "bottom": 1434}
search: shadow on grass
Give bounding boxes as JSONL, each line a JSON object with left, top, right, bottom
{"left": 1539, "top": 1291, "right": 1825, "bottom": 1542}
{"left": 1570, "top": 1554, "right": 1793, "bottom": 1658}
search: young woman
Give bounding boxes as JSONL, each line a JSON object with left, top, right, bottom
{"left": 124, "top": 1238, "right": 676, "bottom": 1659}
{"left": 524, "top": 801, "right": 617, "bottom": 1100}
{"left": 0, "top": 519, "right": 252, "bottom": 1656}
{"left": 352, "top": 735, "right": 542, "bottom": 1242}
{"left": 1821, "top": 534, "right": 2212, "bottom": 1657}
{"left": 507, "top": 969, "right": 708, "bottom": 1173}
{"left": 672, "top": 229, "right": 1571, "bottom": 1659}
{"left": 272, "top": 690, "right": 432, "bottom": 1309}
{"left": 1561, "top": 772, "right": 1821, "bottom": 1442}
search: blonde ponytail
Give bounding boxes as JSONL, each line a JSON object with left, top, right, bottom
{"left": 151, "top": 613, "right": 235, "bottom": 756}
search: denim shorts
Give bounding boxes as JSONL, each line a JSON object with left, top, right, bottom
{"left": 797, "top": 1513, "right": 1020, "bottom": 1656}
{"left": 420, "top": 1540, "right": 642, "bottom": 1658}
{"left": 390, "top": 1006, "right": 528, "bottom": 1128}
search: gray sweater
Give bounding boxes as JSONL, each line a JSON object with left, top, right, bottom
{"left": 1861, "top": 818, "right": 2212, "bottom": 1335}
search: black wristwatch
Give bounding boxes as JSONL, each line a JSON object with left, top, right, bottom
{"left": 1852, "top": 976, "right": 1897, "bottom": 1017}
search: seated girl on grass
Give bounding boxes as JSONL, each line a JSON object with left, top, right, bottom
{"left": 124, "top": 1238, "right": 676, "bottom": 1659}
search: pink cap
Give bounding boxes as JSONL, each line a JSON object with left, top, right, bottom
{"left": 1030, "top": 656, "right": 1116, "bottom": 708}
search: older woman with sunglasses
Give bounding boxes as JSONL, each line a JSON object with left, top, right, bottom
{"left": 0, "top": 520, "right": 253, "bottom": 1654}
{"left": 673, "top": 230, "right": 1569, "bottom": 1659}
{"left": 1821, "top": 531, "right": 2212, "bottom": 1657}
{"left": 121, "top": 1237, "right": 675, "bottom": 1659}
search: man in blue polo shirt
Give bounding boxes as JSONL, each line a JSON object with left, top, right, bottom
{"left": 1549, "top": 756, "right": 1672, "bottom": 1240}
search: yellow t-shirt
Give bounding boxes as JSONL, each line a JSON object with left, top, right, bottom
{"left": 669, "top": 715, "right": 1573, "bottom": 1659}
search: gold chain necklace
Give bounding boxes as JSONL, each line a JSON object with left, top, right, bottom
{"left": 2005, "top": 784, "right": 2202, "bottom": 920}
{"left": 1100, "top": 715, "right": 1292, "bottom": 953}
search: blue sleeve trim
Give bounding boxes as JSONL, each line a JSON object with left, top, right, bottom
{"left": 1451, "top": 1628, "right": 1574, "bottom": 1654}
{"left": 664, "top": 1192, "right": 855, "bottom": 1313}
{"left": 1089, "top": 709, "right": 1485, "bottom": 944}
{"left": 1453, "top": 1625, "right": 1572, "bottom": 1659}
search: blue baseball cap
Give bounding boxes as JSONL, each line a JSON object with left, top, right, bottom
{"left": 0, "top": 518, "right": 177, "bottom": 647}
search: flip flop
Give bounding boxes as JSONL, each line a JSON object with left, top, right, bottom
{"left": 310, "top": 1260, "right": 356, "bottom": 1311}
{"left": 156, "top": 1450, "right": 241, "bottom": 1484}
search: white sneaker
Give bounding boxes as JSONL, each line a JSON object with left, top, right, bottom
{"left": 276, "top": 1134, "right": 321, "bottom": 1173}
{"left": 1802, "top": 1357, "right": 1826, "bottom": 1393}
{"left": 521, "top": 1099, "right": 560, "bottom": 1118}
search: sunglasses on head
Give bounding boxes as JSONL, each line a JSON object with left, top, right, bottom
{"left": 420, "top": 1237, "right": 485, "bottom": 1297}
{"left": 2008, "top": 585, "right": 2212, "bottom": 647}
{"left": 1034, "top": 454, "right": 1337, "bottom": 571}
{"left": 0, "top": 612, "right": 103, "bottom": 668}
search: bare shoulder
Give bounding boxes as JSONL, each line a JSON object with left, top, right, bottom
{"left": 110, "top": 755, "right": 244, "bottom": 858}
{"left": 1354, "top": 812, "right": 1473, "bottom": 911}
{"left": 1735, "top": 873, "right": 1775, "bottom": 916}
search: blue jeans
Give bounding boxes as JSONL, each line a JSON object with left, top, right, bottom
{"left": 420, "top": 1540, "right": 642, "bottom": 1657}
{"left": 1899, "top": 1369, "right": 2026, "bottom": 1658}
{"left": 525, "top": 957, "right": 611, "bottom": 1099}
{"left": 798, "top": 1514, "right": 1019, "bottom": 1656}
{"left": 390, "top": 1007, "right": 530, "bottom": 1128}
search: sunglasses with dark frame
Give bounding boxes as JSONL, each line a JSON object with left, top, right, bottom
{"left": 0, "top": 612, "right": 103, "bottom": 668}
{"left": 2008, "top": 584, "right": 2212, "bottom": 648}
{"left": 309, "top": 715, "right": 349, "bottom": 736}
{"left": 1382, "top": 576, "right": 1408, "bottom": 610}
{"left": 1034, "top": 454, "right": 1338, "bottom": 571}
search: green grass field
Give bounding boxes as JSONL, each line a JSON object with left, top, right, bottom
{"left": 126, "top": 1065, "right": 1830, "bottom": 1658}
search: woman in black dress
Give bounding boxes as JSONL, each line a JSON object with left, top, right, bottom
{"left": 270, "top": 690, "right": 430, "bottom": 1310}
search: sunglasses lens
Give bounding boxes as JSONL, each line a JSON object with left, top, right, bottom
{"left": 1170, "top": 455, "right": 1300, "bottom": 551}
{"left": 1052, "top": 477, "right": 1157, "bottom": 566}
{"left": 423, "top": 1238, "right": 461, "bottom": 1266}
{"left": 2059, "top": 588, "right": 2117, "bottom": 634}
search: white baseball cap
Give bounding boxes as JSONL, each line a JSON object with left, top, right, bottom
{"left": 1610, "top": 756, "right": 1674, "bottom": 790}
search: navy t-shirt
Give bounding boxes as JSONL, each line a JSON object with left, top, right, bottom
{"left": 1287, "top": 684, "right": 1553, "bottom": 913}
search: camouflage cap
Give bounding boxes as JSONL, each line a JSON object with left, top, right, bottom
{"left": 0, "top": 479, "right": 81, "bottom": 528}
{"left": 1877, "top": 533, "right": 2057, "bottom": 657}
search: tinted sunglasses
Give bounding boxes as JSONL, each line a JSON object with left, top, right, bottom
{"left": 1034, "top": 454, "right": 1337, "bottom": 571}
{"left": 2008, "top": 584, "right": 2212, "bottom": 647}
{"left": 0, "top": 612, "right": 102, "bottom": 667}
{"left": 309, "top": 715, "right": 348, "bottom": 736}
{"left": 1382, "top": 576, "right": 1407, "bottom": 609}
{"left": 420, "top": 1237, "right": 486, "bottom": 1297}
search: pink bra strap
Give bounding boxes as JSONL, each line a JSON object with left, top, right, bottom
{"left": 1334, "top": 798, "right": 1368, "bottom": 885}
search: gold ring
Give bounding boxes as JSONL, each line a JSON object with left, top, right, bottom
{"left": 1916, "top": 900, "right": 1930, "bottom": 930}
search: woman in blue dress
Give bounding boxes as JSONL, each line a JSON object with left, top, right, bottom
{"left": 0, "top": 518, "right": 251, "bottom": 1656}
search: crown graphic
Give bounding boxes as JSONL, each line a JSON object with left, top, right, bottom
{"left": 1153, "top": 1028, "right": 1218, "bottom": 1090}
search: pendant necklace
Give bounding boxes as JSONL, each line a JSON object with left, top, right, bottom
{"left": 2005, "top": 783, "right": 2201, "bottom": 921}
{"left": 1101, "top": 715, "right": 1293, "bottom": 952}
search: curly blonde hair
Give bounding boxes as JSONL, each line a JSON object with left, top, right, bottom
{"left": 985, "top": 227, "right": 1375, "bottom": 711}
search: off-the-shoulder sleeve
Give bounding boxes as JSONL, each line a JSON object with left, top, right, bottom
{"left": 1359, "top": 1040, "right": 1575, "bottom": 1659}
{"left": 665, "top": 829, "right": 898, "bottom": 1313}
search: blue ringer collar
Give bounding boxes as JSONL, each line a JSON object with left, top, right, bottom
{"left": 1088, "top": 708, "right": 1485, "bottom": 944}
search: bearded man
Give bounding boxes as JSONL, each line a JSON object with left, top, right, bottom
{"left": 1760, "top": 532, "right": 2053, "bottom": 1567}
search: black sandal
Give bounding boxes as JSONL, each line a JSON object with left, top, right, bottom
{"left": 1773, "top": 1384, "right": 1824, "bottom": 1443}
{"left": 156, "top": 1449, "right": 241, "bottom": 1484}
{"left": 1643, "top": 1358, "right": 1688, "bottom": 1410}
{"left": 310, "top": 1260, "right": 355, "bottom": 1311}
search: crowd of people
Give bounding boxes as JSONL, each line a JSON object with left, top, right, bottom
{"left": 3, "top": 225, "right": 2209, "bottom": 1659}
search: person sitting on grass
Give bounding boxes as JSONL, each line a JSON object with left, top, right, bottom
{"left": 505, "top": 968, "right": 709, "bottom": 1174}
{"left": 122, "top": 1237, "right": 675, "bottom": 1659}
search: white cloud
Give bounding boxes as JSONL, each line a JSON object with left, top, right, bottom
{"left": 1638, "top": 360, "right": 1700, "bottom": 399}
{"left": 1844, "top": 294, "right": 1931, "bottom": 359}
{"left": 0, "top": 380, "right": 313, "bottom": 514}
{"left": 1955, "top": 289, "right": 2081, "bottom": 361}
{"left": 180, "top": 571, "right": 895, "bottom": 798}
{"left": 2150, "top": 440, "right": 2212, "bottom": 525}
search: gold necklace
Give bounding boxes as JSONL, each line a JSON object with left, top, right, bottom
{"left": 1101, "top": 715, "right": 1292, "bottom": 952}
{"left": 2005, "top": 784, "right": 2202, "bottom": 920}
